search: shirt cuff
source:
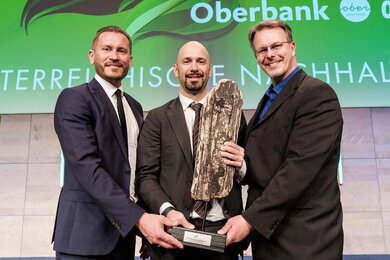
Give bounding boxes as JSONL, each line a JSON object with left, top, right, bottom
{"left": 159, "top": 202, "right": 175, "bottom": 215}
{"left": 235, "top": 160, "right": 247, "bottom": 182}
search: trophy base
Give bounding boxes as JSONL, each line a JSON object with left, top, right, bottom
{"left": 172, "top": 226, "right": 226, "bottom": 252}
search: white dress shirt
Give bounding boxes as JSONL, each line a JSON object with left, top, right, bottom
{"left": 95, "top": 74, "right": 139, "bottom": 201}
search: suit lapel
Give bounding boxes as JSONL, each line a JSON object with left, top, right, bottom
{"left": 167, "top": 98, "right": 193, "bottom": 169}
{"left": 247, "top": 96, "right": 266, "bottom": 133}
{"left": 259, "top": 85, "right": 295, "bottom": 123}
{"left": 88, "top": 78, "right": 128, "bottom": 159}
{"left": 251, "top": 70, "right": 305, "bottom": 129}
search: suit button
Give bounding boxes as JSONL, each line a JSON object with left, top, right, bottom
{"left": 109, "top": 217, "right": 121, "bottom": 230}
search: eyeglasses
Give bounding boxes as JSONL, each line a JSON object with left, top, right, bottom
{"left": 256, "top": 41, "right": 292, "bottom": 57}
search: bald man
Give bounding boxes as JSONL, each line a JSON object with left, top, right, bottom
{"left": 136, "top": 41, "right": 247, "bottom": 259}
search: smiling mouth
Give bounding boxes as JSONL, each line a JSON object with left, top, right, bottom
{"left": 106, "top": 64, "right": 122, "bottom": 68}
{"left": 265, "top": 60, "right": 282, "bottom": 67}
{"left": 186, "top": 73, "right": 203, "bottom": 79}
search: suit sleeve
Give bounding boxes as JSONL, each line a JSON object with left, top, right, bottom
{"left": 242, "top": 83, "right": 343, "bottom": 239}
{"left": 237, "top": 112, "right": 247, "bottom": 147}
{"left": 54, "top": 87, "right": 144, "bottom": 237}
{"left": 136, "top": 109, "right": 172, "bottom": 214}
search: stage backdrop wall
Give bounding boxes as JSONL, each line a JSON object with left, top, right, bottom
{"left": 1, "top": 0, "right": 390, "bottom": 114}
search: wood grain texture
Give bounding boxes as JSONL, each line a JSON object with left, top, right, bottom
{"left": 191, "top": 79, "right": 243, "bottom": 200}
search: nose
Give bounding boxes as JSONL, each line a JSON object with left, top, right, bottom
{"left": 265, "top": 47, "right": 276, "bottom": 57}
{"left": 109, "top": 50, "right": 119, "bottom": 60}
{"left": 190, "top": 61, "right": 199, "bottom": 71}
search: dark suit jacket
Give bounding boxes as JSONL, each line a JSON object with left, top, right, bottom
{"left": 52, "top": 78, "right": 145, "bottom": 256}
{"left": 136, "top": 96, "right": 246, "bottom": 219}
{"left": 243, "top": 70, "right": 344, "bottom": 260}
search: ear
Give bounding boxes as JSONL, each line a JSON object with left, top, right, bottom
{"left": 173, "top": 64, "right": 178, "bottom": 77}
{"left": 291, "top": 41, "right": 296, "bottom": 57}
{"left": 209, "top": 64, "right": 213, "bottom": 77}
{"left": 88, "top": 50, "right": 95, "bottom": 65}
{"left": 129, "top": 54, "right": 133, "bottom": 67}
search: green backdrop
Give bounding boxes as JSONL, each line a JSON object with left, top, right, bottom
{"left": 1, "top": 0, "right": 389, "bottom": 113}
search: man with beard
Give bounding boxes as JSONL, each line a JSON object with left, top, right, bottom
{"left": 52, "top": 25, "right": 182, "bottom": 259}
{"left": 136, "top": 41, "right": 247, "bottom": 259}
{"left": 217, "top": 19, "right": 344, "bottom": 259}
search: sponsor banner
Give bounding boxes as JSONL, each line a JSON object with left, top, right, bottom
{"left": 1, "top": 0, "right": 389, "bottom": 113}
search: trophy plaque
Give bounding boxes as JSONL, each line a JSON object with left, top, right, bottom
{"left": 172, "top": 227, "right": 226, "bottom": 252}
{"left": 172, "top": 79, "right": 243, "bottom": 252}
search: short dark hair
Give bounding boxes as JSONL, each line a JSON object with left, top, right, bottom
{"left": 92, "top": 25, "right": 132, "bottom": 53}
{"left": 248, "top": 19, "right": 293, "bottom": 54}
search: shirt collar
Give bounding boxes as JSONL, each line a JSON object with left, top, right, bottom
{"left": 179, "top": 94, "right": 208, "bottom": 111}
{"left": 94, "top": 74, "right": 123, "bottom": 98}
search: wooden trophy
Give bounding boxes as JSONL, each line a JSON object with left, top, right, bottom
{"left": 172, "top": 79, "right": 243, "bottom": 252}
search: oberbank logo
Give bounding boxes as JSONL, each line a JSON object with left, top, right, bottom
{"left": 340, "top": 0, "right": 370, "bottom": 22}
{"left": 189, "top": 0, "right": 390, "bottom": 24}
{"left": 190, "top": 0, "right": 330, "bottom": 23}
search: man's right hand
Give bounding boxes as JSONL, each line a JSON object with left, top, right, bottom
{"left": 136, "top": 213, "right": 184, "bottom": 249}
{"left": 166, "top": 210, "right": 195, "bottom": 230}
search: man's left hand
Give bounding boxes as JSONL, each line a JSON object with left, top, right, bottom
{"left": 217, "top": 215, "right": 252, "bottom": 246}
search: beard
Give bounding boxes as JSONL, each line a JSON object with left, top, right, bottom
{"left": 95, "top": 63, "right": 129, "bottom": 82}
{"left": 182, "top": 71, "right": 209, "bottom": 94}
{"left": 184, "top": 78, "right": 207, "bottom": 94}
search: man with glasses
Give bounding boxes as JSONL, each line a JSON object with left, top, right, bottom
{"left": 218, "top": 19, "right": 344, "bottom": 259}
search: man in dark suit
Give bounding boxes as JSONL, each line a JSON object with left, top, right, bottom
{"left": 218, "top": 19, "right": 344, "bottom": 259}
{"left": 52, "top": 25, "right": 182, "bottom": 260}
{"left": 136, "top": 41, "right": 246, "bottom": 259}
